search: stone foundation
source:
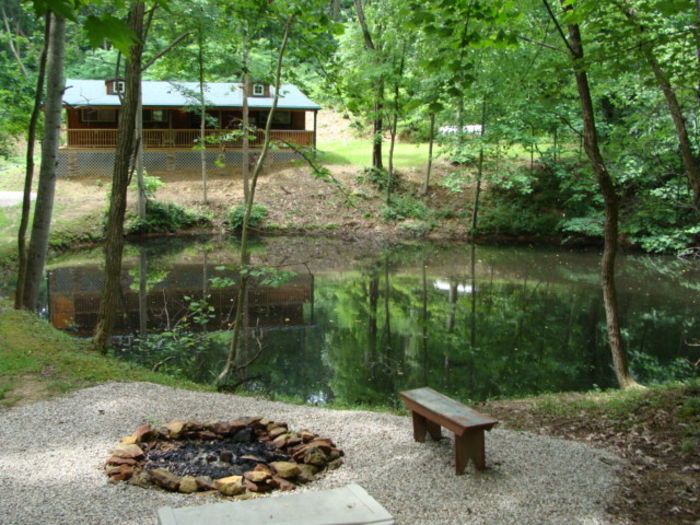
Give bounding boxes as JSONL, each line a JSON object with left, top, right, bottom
{"left": 58, "top": 150, "right": 302, "bottom": 177}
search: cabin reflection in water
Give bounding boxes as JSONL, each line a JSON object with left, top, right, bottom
{"left": 48, "top": 264, "right": 314, "bottom": 336}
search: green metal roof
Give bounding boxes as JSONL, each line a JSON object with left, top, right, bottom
{"left": 63, "top": 79, "right": 321, "bottom": 110}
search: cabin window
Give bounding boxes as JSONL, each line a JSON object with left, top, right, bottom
{"left": 81, "top": 108, "right": 118, "bottom": 123}
{"left": 143, "top": 109, "right": 168, "bottom": 123}
{"left": 252, "top": 83, "right": 265, "bottom": 96}
{"left": 271, "top": 111, "right": 292, "bottom": 126}
{"left": 114, "top": 80, "right": 125, "bottom": 93}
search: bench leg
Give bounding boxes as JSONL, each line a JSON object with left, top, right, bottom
{"left": 454, "top": 429, "right": 485, "bottom": 475}
{"left": 411, "top": 411, "right": 442, "bottom": 442}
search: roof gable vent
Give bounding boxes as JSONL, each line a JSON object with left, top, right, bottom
{"left": 247, "top": 82, "right": 269, "bottom": 97}
{"left": 105, "top": 78, "right": 126, "bottom": 95}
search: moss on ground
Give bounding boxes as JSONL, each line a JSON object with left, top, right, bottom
{"left": 0, "top": 299, "right": 213, "bottom": 407}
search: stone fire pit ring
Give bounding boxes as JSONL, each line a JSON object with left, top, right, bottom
{"left": 105, "top": 417, "right": 344, "bottom": 496}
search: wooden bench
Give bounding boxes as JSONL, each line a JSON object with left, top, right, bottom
{"left": 399, "top": 387, "right": 498, "bottom": 474}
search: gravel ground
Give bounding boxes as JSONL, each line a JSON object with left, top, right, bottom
{"left": 0, "top": 382, "right": 625, "bottom": 525}
{"left": 0, "top": 191, "right": 33, "bottom": 208}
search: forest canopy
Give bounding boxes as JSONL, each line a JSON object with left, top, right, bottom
{"left": 0, "top": 0, "right": 698, "bottom": 253}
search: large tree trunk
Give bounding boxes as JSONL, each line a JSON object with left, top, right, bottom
{"left": 93, "top": 2, "right": 145, "bottom": 353}
{"left": 21, "top": 12, "right": 64, "bottom": 311}
{"left": 565, "top": 18, "right": 640, "bottom": 389}
{"left": 15, "top": 13, "right": 50, "bottom": 309}
{"left": 354, "top": 0, "right": 383, "bottom": 171}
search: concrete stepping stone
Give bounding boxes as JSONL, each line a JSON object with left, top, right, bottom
{"left": 157, "top": 483, "right": 394, "bottom": 525}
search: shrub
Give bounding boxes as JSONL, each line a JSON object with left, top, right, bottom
{"left": 380, "top": 194, "right": 429, "bottom": 222}
{"left": 229, "top": 204, "right": 268, "bottom": 231}
{"left": 358, "top": 166, "right": 399, "bottom": 192}
{"left": 126, "top": 200, "right": 206, "bottom": 235}
{"left": 129, "top": 172, "right": 164, "bottom": 199}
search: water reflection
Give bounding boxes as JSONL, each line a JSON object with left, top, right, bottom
{"left": 46, "top": 238, "right": 699, "bottom": 406}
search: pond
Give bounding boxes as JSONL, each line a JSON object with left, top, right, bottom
{"left": 46, "top": 236, "right": 699, "bottom": 408}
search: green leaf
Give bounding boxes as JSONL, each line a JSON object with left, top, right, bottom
{"left": 84, "top": 15, "right": 136, "bottom": 56}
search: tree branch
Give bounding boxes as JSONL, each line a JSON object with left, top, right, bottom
{"left": 541, "top": 0, "right": 576, "bottom": 56}
{"left": 141, "top": 31, "right": 192, "bottom": 72}
{"left": 1, "top": 5, "right": 28, "bottom": 77}
{"left": 518, "top": 35, "right": 566, "bottom": 53}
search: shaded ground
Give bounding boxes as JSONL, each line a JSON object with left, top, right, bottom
{"left": 1, "top": 300, "right": 698, "bottom": 524}
{"left": 479, "top": 385, "right": 700, "bottom": 525}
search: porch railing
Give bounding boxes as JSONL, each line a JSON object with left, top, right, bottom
{"left": 64, "top": 128, "right": 314, "bottom": 149}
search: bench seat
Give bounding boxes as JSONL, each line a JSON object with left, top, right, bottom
{"left": 399, "top": 387, "right": 498, "bottom": 474}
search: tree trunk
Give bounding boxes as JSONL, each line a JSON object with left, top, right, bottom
{"left": 15, "top": 13, "right": 50, "bottom": 309}
{"left": 637, "top": 32, "right": 700, "bottom": 206}
{"left": 421, "top": 112, "right": 435, "bottom": 195}
{"left": 354, "top": 0, "right": 383, "bottom": 171}
{"left": 93, "top": 2, "right": 145, "bottom": 353}
{"left": 471, "top": 99, "right": 487, "bottom": 234}
{"left": 136, "top": 92, "right": 146, "bottom": 218}
{"left": 564, "top": 16, "right": 640, "bottom": 389}
{"left": 217, "top": 18, "right": 293, "bottom": 384}
{"left": 198, "top": 28, "right": 207, "bottom": 203}
{"left": 241, "top": 33, "right": 250, "bottom": 201}
{"left": 21, "top": 12, "right": 64, "bottom": 311}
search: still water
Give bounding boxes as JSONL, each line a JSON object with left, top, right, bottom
{"left": 46, "top": 236, "right": 699, "bottom": 407}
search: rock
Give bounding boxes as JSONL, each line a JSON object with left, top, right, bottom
{"left": 127, "top": 471, "right": 150, "bottom": 488}
{"left": 269, "top": 426, "right": 288, "bottom": 439}
{"left": 272, "top": 433, "right": 291, "bottom": 448}
{"left": 106, "top": 456, "right": 138, "bottom": 466}
{"left": 327, "top": 458, "right": 343, "bottom": 470}
{"left": 302, "top": 447, "right": 328, "bottom": 467}
{"left": 107, "top": 465, "right": 134, "bottom": 481}
{"left": 269, "top": 461, "right": 300, "bottom": 479}
{"left": 306, "top": 439, "right": 335, "bottom": 452}
{"left": 253, "top": 464, "right": 272, "bottom": 476}
{"left": 219, "top": 451, "right": 233, "bottom": 463}
{"left": 195, "top": 476, "right": 217, "bottom": 491}
{"left": 296, "top": 464, "right": 318, "bottom": 483}
{"left": 244, "top": 479, "right": 270, "bottom": 492}
{"left": 164, "top": 420, "right": 186, "bottom": 439}
{"left": 300, "top": 431, "right": 316, "bottom": 443}
{"left": 134, "top": 423, "right": 157, "bottom": 442}
{"left": 232, "top": 427, "right": 253, "bottom": 443}
{"left": 215, "top": 475, "right": 244, "bottom": 496}
{"left": 197, "top": 430, "right": 221, "bottom": 440}
{"left": 243, "top": 470, "right": 270, "bottom": 483}
{"left": 286, "top": 434, "right": 303, "bottom": 447}
{"left": 120, "top": 435, "right": 138, "bottom": 445}
{"left": 112, "top": 443, "right": 144, "bottom": 460}
{"left": 269, "top": 475, "right": 296, "bottom": 491}
{"left": 179, "top": 476, "right": 198, "bottom": 493}
{"left": 148, "top": 468, "right": 181, "bottom": 491}
{"left": 240, "top": 455, "right": 263, "bottom": 463}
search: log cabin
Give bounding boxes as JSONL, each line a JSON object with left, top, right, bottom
{"left": 58, "top": 78, "right": 321, "bottom": 176}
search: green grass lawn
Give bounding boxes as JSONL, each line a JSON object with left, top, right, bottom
{"left": 0, "top": 204, "right": 22, "bottom": 261}
{"left": 317, "top": 138, "right": 579, "bottom": 168}
{"left": 318, "top": 140, "right": 430, "bottom": 167}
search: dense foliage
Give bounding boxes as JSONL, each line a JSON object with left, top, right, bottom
{"left": 0, "top": 0, "right": 697, "bottom": 254}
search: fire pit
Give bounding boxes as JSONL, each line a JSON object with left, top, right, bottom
{"left": 105, "top": 417, "right": 344, "bottom": 496}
